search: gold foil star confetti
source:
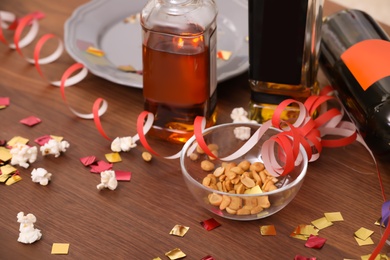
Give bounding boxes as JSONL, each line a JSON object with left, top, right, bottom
{"left": 165, "top": 248, "right": 186, "bottom": 260}
{"left": 311, "top": 217, "right": 333, "bottom": 230}
{"left": 260, "top": 225, "right": 276, "bottom": 236}
{"left": 117, "top": 65, "right": 137, "bottom": 73}
{"left": 217, "top": 50, "right": 232, "bottom": 61}
{"left": 354, "top": 227, "right": 374, "bottom": 241}
{"left": 374, "top": 217, "right": 386, "bottom": 227}
{"left": 105, "top": 152, "right": 122, "bottom": 163}
{"left": 50, "top": 135, "right": 64, "bottom": 142}
{"left": 7, "top": 136, "right": 29, "bottom": 146}
{"left": 169, "top": 225, "right": 189, "bottom": 237}
{"left": 51, "top": 243, "right": 70, "bottom": 255}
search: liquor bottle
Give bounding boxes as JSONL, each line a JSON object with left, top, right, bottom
{"left": 247, "top": 0, "right": 324, "bottom": 123}
{"left": 320, "top": 9, "right": 390, "bottom": 157}
{"left": 141, "top": 0, "right": 218, "bottom": 143}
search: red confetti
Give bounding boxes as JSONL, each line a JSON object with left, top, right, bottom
{"left": 201, "top": 256, "right": 216, "bottom": 260}
{"left": 90, "top": 160, "right": 113, "bottom": 173}
{"left": 200, "top": 218, "right": 221, "bottom": 231}
{"left": 304, "top": 235, "right": 327, "bottom": 249}
{"left": 294, "top": 255, "right": 317, "bottom": 260}
{"left": 20, "top": 116, "right": 42, "bottom": 126}
{"left": 80, "top": 156, "right": 97, "bottom": 166}
{"left": 0, "top": 97, "right": 10, "bottom": 106}
{"left": 0, "top": 140, "right": 6, "bottom": 146}
{"left": 115, "top": 170, "right": 132, "bottom": 181}
{"left": 34, "top": 135, "right": 52, "bottom": 145}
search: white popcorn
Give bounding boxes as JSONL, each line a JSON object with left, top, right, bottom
{"left": 97, "top": 170, "right": 118, "bottom": 191}
{"left": 233, "top": 126, "right": 252, "bottom": 141}
{"left": 17, "top": 212, "right": 42, "bottom": 244}
{"left": 111, "top": 136, "right": 137, "bottom": 152}
{"left": 230, "top": 107, "right": 257, "bottom": 123}
{"left": 31, "top": 168, "right": 52, "bottom": 186}
{"left": 10, "top": 143, "right": 38, "bottom": 168}
{"left": 40, "top": 139, "right": 70, "bottom": 157}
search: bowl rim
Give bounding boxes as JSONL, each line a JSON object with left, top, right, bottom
{"left": 180, "top": 122, "right": 309, "bottom": 197}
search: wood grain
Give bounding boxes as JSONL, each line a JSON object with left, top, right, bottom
{"left": 1, "top": 0, "right": 389, "bottom": 259}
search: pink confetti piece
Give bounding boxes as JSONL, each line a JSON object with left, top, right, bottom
{"left": 115, "top": 170, "right": 132, "bottom": 181}
{"left": 90, "top": 160, "right": 113, "bottom": 173}
{"left": 294, "top": 255, "right": 317, "bottom": 260}
{"left": 0, "top": 97, "right": 10, "bottom": 106}
{"left": 304, "top": 235, "right": 327, "bottom": 249}
{"left": 200, "top": 218, "right": 220, "bottom": 231}
{"left": 0, "top": 140, "right": 6, "bottom": 146}
{"left": 20, "top": 116, "right": 42, "bottom": 126}
{"left": 34, "top": 135, "right": 52, "bottom": 145}
{"left": 80, "top": 156, "right": 97, "bottom": 166}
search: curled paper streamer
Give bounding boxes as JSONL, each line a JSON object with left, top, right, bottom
{"left": 193, "top": 94, "right": 357, "bottom": 177}
{"left": 0, "top": 11, "right": 106, "bottom": 120}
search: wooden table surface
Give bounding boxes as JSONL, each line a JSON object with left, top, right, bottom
{"left": 1, "top": 0, "right": 390, "bottom": 259}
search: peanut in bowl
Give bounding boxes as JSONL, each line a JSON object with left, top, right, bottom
{"left": 180, "top": 122, "right": 308, "bottom": 221}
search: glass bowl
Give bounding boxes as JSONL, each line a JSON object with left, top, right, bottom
{"left": 180, "top": 122, "right": 308, "bottom": 221}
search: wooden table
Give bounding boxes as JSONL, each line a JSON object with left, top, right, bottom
{"left": 1, "top": 0, "right": 389, "bottom": 259}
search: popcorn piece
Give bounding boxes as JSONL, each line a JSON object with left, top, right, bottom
{"left": 31, "top": 168, "right": 52, "bottom": 186}
{"left": 233, "top": 126, "right": 252, "bottom": 141}
{"left": 10, "top": 143, "right": 38, "bottom": 168}
{"left": 230, "top": 107, "right": 257, "bottom": 123}
{"left": 111, "top": 136, "right": 137, "bottom": 152}
{"left": 17, "top": 212, "right": 42, "bottom": 244}
{"left": 40, "top": 139, "right": 70, "bottom": 157}
{"left": 97, "top": 170, "right": 118, "bottom": 190}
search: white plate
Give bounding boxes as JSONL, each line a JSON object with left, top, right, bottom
{"left": 64, "top": 0, "right": 249, "bottom": 88}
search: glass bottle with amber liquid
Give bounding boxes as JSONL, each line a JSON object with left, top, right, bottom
{"left": 141, "top": 0, "right": 218, "bottom": 143}
{"left": 248, "top": 0, "right": 324, "bottom": 123}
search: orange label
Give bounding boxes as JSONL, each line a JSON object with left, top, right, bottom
{"left": 341, "top": 39, "right": 390, "bottom": 91}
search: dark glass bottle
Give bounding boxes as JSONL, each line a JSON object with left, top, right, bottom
{"left": 247, "top": 0, "right": 323, "bottom": 123}
{"left": 320, "top": 9, "right": 390, "bottom": 157}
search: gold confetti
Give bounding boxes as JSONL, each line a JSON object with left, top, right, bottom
{"left": 260, "top": 225, "right": 276, "bottom": 236}
{"left": 0, "top": 147, "right": 11, "bottom": 161}
{"left": 217, "top": 50, "right": 232, "bottom": 61}
{"left": 244, "top": 185, "right": 262, "bottom": 194}
{"left": 290, "top": 224, "right": 318, "bottom": 240}
{"left": 105, "top": 152, "right": 122, "bottom": 163}
{"left": 311, "top": 217, "right": 333, "bottom": 230}
{"left": 354, "top": 227, "right": 374, "bottom": 241}
{"left": 124, "top": 13, "right": 140, "bottom": 23}
{"left": 0, "top": 164, "right": 17, "bottom": 175}
{"left": 374, "top": 217, "right": 386, "bottom": 227}
{"left": 5, "top": 174, "right": 22, "bottom": 186}
{"left": 324, "top": 212, "right": 344, "bottom": 222}
{"left": 117, "top": 65, "right": 137, "bottom": 73}
{"left": 50, "top": 135, "right": 64, "bottom": 142}
{"left": 165, "top": 248, "right": 186, "bottom": 260}
{"left": 51, "top": 243, "right": 70, "bottom": 254}
{"left": 152, "top": 258, "right": 162, "bottom": 260}
{"left": 169, "top": 225, "right": 189, "bottom": 237}
{"left": 7, "top": 136, "right": 29, "bottom": 146}
{"left": 0, "top": 173, "right": 10, "bottom": 183}
{"left": 354, "top": 236, "right": 374, "bottom": 246}
{"left": 361, "top": 254, "right": 389, "bottom": 260}
{"left": 86, "top": 46, "right": 105, "bottom": 57}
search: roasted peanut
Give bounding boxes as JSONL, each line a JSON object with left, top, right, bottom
{"left": 201, "top": 160, "right": 215, "bottom": 171}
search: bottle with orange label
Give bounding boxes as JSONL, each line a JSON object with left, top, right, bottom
{"left": 320, "top": 9, "right": 390, "bottom": 157}
{"left": 141, "top": 0, "right": 218, "bottom": 144}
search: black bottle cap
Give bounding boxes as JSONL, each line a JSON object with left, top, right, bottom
{"left": 248, "top": 0, "right": 308, "bottom": 85}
